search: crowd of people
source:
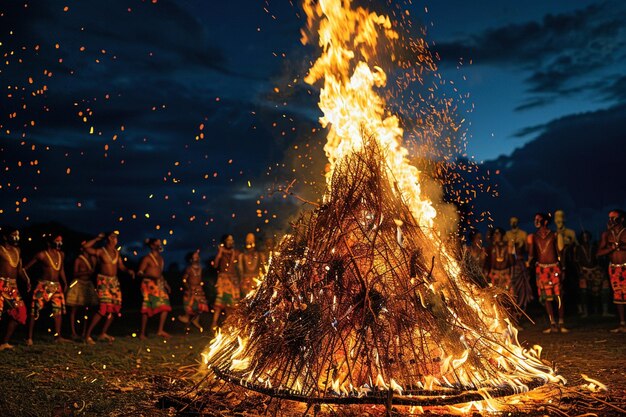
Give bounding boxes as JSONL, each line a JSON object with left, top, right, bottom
{"left": 466, "top": 209, "right": 626, "bottom": 334}
{"left": 0, "top": 208, "right": 624, "bottom": 350}
{"left": 0, "top": 229, "right": 266, "bottom": 350}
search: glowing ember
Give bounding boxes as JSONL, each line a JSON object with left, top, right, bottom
{"left": 202, "top": 0, "right": 564, "bottom": 409}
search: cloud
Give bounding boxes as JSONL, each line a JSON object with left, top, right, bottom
{"left": 434, "top": 1, "right": 626, "bottom": 108}
{"left": 476, "top": 103, "right": 626, "bottom": 234}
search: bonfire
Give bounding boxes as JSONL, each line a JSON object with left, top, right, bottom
{"left": 202, "top": 0, "right": 566, "bottom": 412}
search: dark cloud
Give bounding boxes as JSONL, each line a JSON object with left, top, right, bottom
{"left": 435, "top": 1, "right": 626, "bottom": 108}
{"left": 476, "top": 103, "right": 626, "bottom": 234}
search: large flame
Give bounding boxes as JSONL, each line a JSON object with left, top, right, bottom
{"left": 302, "top": 0, "right": 437, "bottom": 228}
{"left": 202, "top": 0, "right": 565, "bottom": 409}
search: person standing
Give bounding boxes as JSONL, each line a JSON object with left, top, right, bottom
{"left": 0, "top": 228, "right": 29, "bottom": 349}
{"left": 238, "top": 233, "right": 266, "bottom": 298}
{"left": 178, "top": 250, "right": 208, "bottom": 331}
{"left": 138, "top": 238, "right": 172, "bottom": 339}
{"left": 211, "top": 234, "right": 239, "bottom": 331}
{"left": 24, "top": 234, "right": 69, "bottom": 345}
{"left": 66, "top": 245, "right": 99, "bottom": 340}
{"left": 597, "top": 209, "right": 626, "bottom": 332}
{"left": 505, "top": 217, "right": 533, "bottom": 311}
{"left": 528, "top": 213, "right": 569, "bottom": 333}
{"left": 83, "top": 232, "right": 135, "bottom": 344}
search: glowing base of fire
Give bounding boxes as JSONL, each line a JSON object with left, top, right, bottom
{"left": 210, "top": 365, "right": 548, "bottom": 407}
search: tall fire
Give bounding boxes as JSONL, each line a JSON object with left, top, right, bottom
{"left": 202, "top": 0, "right": 565, "bottom": 412}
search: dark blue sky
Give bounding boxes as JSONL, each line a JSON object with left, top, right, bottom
{"left": 1, "top": 0, "right": 625, "bottom": 258}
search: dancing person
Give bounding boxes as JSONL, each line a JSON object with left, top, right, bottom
{"left": 528, "top": 213, "right": 569, "bottom": 333}
{"left": 211, "top": 234, "right": 239, "bottom": 331}
{"left": 24, "top": 234, "right": 69, "bottom": 345}
{"left": 597, "top": 209, "right": 626, "bottom": 332}
{"left": 138, "top": 238, "right": 172, "bottom": 339}
{"left": 575, "top": 231, "right": 611, "bottom": 317}
{"left": 83, "top": 231, "right": 135, "bottom": 344}
{"left": 238, "top": 233, "right": 266, "bottom": 298}
{"left": 505, "top": 217, "right": 533, "bottom": 311}
{"left": 0, "top": 228, "right": 29, "bottom": 350}
{"left": 66, "top": 245, "right": 99, "bottom": 340}
{"left": 178, "top": 250, "right": 208, "bottom": 331}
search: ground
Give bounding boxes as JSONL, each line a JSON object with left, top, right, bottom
{"left": 0, "top": 311, "right": 624, "bottom": 416}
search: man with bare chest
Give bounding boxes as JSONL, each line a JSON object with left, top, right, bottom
{"left": 598, "top": 209, "right": 626, "bottom": 332}
{"left": 178, "top": 250, "right": 208, "bottom": 331}
{"left": 238, "top": 233, "right": 266, "bottom": 298}
{"left": 83, "top": 231, "right": 135, "bottom": 344}
{"left": 138, "top": 238, "right": 171, "bottom": 339}
{"left": 66, "top": 246, "right": 99, "bottom": 340}
{"left": 0, "top": 228, "right": 30, "bottom": 349}
{"left": 528, "top": 213, "right": 569, "bottom": 333}
{"left": 24, "top": 234, "right": 69, "bottom": 345}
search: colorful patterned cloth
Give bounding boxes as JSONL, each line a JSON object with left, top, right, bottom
{"left": 0, "top": 277, "right": 27, "bottom": 324}
{"left": 96, "top": 274, "right": 122, "bottom": 316}
{"left": 214, "top": 272, "right": 240, "bottom": 308}
{"left": 65, "top": 279, "right": 99, "bottom": 307}
{"left": 183, "top": 284, "right": 209, "bottom": 315}
{"left": 535, "top": 263, "right": 562, "bottom": 302}
{"left": 511, "top": 258, "right": 533, "bottom": 309}
{"left": 31, "top": 280, "right": 65, "bottom": 318}
{"left": 609, "top": 263, "right": 626, "bottom": 304}
{"left": 489, "top": 268, "right": 512, "bottom": 295}
{"left": 140, "top": 278, "right": 171, "bottom": 317}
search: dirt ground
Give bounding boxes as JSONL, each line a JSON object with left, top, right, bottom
{"left": 0, "top": 311, "right": 624, "bottom": 416}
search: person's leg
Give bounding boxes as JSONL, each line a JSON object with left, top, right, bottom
{"left": 86, "top": 312, "right": 103, "bottom": 344}
{"left": 157, "top": 311, "right": 170, "bottom": 337}
{"left": 70, "top": 306, "right": 78, "bottom": 338}
{"left": 0, "top": 319, "right": 18, "bottom": 349}
{"left": 140, "top": 313, "right": 149, "bottom": 340}
{"left": 100, "top": 314, "right": 115, "bottom": 341}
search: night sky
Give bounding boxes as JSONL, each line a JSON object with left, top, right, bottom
{"left": 1, "top": 0, "right": 625, "bottom": 262}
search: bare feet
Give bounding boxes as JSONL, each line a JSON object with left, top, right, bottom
{"left": 191, "top": 316, "right": 202, "bottom": 330}
{"left": 26, "top": 339, "right": 33, "bottom": 346}
{"left": 177, "top": 314, "right": 189, "bottom": 324}
{"left": 54, "top": 336, "right": 71, "bottom": 343}
{"left": 156, "top": 331, "right": 171, "bottom": 339}
{"left": 0, "top": 343, "right": 15, "bottom": 351}
{"left": 610, "top": 325, "right": 626, "bottom": 333}
{"left": 97, "top": 334, "right": 115, "bottom": 342}
{"left": 85, "top": 337, "right": 96, "bottom": 345}
{"left": 139, "top": 334, "right": 148, "bottom": 341}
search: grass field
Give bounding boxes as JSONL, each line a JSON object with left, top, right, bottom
{"left": 0, "top": 311, "right": 624, "bottom": 416}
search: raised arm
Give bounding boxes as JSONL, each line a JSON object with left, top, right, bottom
{"left": 82, "top": 233, "right": 104, "bottom": 256}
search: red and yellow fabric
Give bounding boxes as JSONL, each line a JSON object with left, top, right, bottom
{"left": 96, "top": 274, "right": 122, "bottom": 316}
{"left": 535, "top": 263, "right": 562, "bottom": 302}
{"left": 0, "top": 277, "right": 27, "bottom": 324}
{"left": 489, "top": 268, "right": 512, "bottom": 295}
{"left": 31, "top": 280, "right": 65, "bottom": 318}
{"left": 609, "top": 263, "right": 626, "bottom": 304}
{"left": 183, "top": 284, "right": 209, "bottom": 315}
{"left": 140, "top": 278, "right": 171, "bottom": 317}
{"left": 214, "top": 273, "right": 240, "bottom": 308}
